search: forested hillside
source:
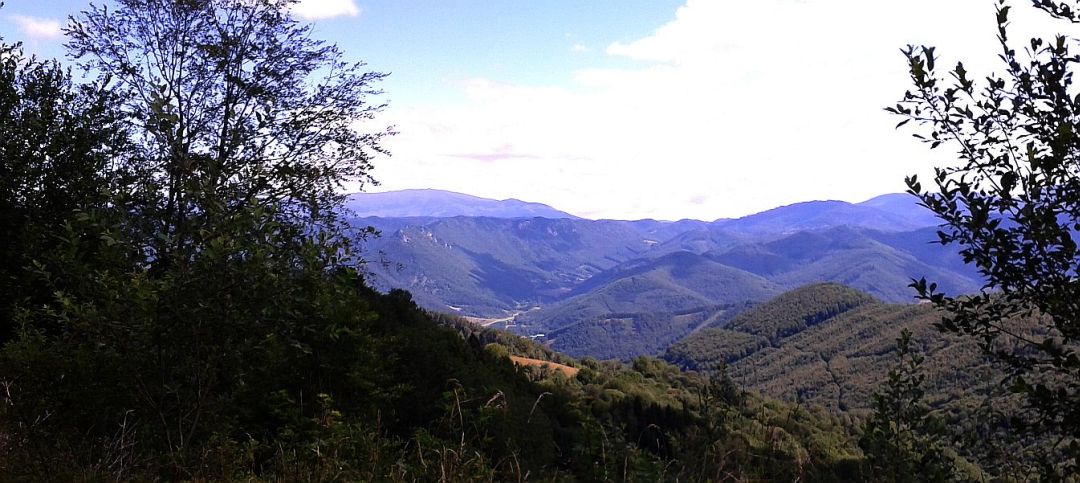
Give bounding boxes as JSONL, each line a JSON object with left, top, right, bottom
{"left": 664, "top": 284, "right": 1049, "bottom": 476}
{"left": 360, "top": 213, "right": 983, "bottom": 360}
{"left": 541, "top": 304, "right": 737, "bottom": 360}
{"left": 361, "top": 216, "right": 660, "bottom": 315}
{"left": 665, "top": 284, "right": 994, "bottom": 412}
{"left": 361, "top": 204, "right": 981, "bottom": 319}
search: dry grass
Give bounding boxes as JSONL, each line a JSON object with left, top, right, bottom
{"left": 509, "top": 356, "right": 579, "bottom": 378}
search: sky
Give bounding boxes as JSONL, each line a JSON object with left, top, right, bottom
{"left": 0, "top": 0, "right": 1067, "bottom": 220}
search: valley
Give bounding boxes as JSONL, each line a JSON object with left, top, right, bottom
{"left": 353, "top": 190, "right": 983, "bottom": 361}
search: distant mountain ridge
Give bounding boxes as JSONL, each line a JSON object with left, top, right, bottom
{"left": 346, "top": 189, "right": 578, "bottom": 218}
{"left": 348, "top": 189, "right": 938, "bottom": 227}
{"left": 712, "top": 194, "right": 939, "bottom": 235}
{"left": 350, "top": 190, "right": 984, "bottom": 361}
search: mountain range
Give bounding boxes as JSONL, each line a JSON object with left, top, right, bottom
{"left": 346, "top": 189, "right": 579, "bottom": 218}
{"left": 350, "top": 189, "right": 985, "bottom": 360}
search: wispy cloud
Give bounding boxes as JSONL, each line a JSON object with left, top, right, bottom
{"left": 570, "top": 43, "right": 588, "bottom": 53}
{"left": 451, "top": 152, "right": 539, "bottom": 163}
{"left": 8, "top": 15, "right": 63, "bottom": 41}
{"left": 447, "top": 143, "right": 539, "bottom": 163}
{"left": 292, "top": 0, "right": 361, "bottom": 21}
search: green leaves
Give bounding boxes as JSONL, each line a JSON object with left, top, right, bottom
{"left": 891, "top": 0, "right": 1080, "bottom": 477}
{"left": 66, "top": 0, "right": 391, "bottom": 274}
{"left": 860, "top": 329, "right": 956, "bottom": 483}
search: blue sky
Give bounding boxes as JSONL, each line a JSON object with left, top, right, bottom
{"left": 326, "top": 1, "right": 686, "bottom": 107}
{"left": 1, "top": 0, "right": 681, "bottom": 102}
{"left": 0, "top": 0, "right": 1063, "bottom": 220}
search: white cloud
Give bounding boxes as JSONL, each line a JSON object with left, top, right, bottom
{"left": 570, "top": 43, "right": 588, "bottom": 53}
{"left": 292, "top": 0, "right": 361, "bottom": 20}
{"left": 8, "top": 15, "right": 62, "bottom": 41}
{"left": 372, "top": 0, "right": 1065, "bottom": 220}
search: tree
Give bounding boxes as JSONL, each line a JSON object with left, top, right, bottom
{"left": 0, "top": 7, "right": 133, "bottom": 339}
{"left": 892, "top": 0, "right": 1080, "bottom": 476}
{"left": 55, "top": 0, "right": 392, "bottom": 463}
{"left": 0, "top": 9, "right": 152, "bottom": 478}
{"left": 859, "top": 329, "right": 954, "bottom": 482}
{"left": 1, "top": 1, "right": 394, "bottom": 478}
{"left": 65, "top": 0, "right": 391, "bottom": 270}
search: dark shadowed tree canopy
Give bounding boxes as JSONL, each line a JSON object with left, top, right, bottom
{"left": 66, "top": 0, "right": 391, "bottom": 268}
{"left": 0, "top": 21, "right": 132, "bottom": 341}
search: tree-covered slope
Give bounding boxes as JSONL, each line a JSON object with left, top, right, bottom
{"left": 361, "top": 216, "right": 660, "bottom": 315}
{"left": 667, "top": 283, "right": 875, "bottom": 369}
{"left": 664, "top": 284, "right": 997, "bottom": 414}
{"left": 436, "top": 316, "right": 874, "bottom": 481}
{"left": 726, "top": 303, "right": 990, "bottom": 412}
{"left": 709, "top": 226, "right": 983, "bottom": 302}
{"left": 646, "top": 224, "right": 748, "bottom": 256}
{"left": 564, "top": 250, "right": 781, "bottom": 303}
{"left": 725, "top": 282, "right": 877, "bottom": 341}
{"left": 543, "top": 305, "right": 735, "bottom": 360}
{"left": 516, "top": 251, "right": 780, "bottom": 336}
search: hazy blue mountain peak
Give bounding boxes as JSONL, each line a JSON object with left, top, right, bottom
{"left": 712, "top": 195, "right": 939, "bottom": 236}
{"left": 346, "top": 189, "right": 579, "bottom": 219}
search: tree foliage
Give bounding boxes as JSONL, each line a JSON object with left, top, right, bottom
{"left": 65, "top": 0, "right": 390, "bottom": 270}
{"left": 860, "top": 330, "right": 955, "bottom": 482}
{"left": 0, "top": 31, "right": 132, "bottom": 341}
{"left": 894, "top": 0, "right": 1080, "bottom": 475}
{"left": 0, "top": 0, "right": 399, "bottom": 478}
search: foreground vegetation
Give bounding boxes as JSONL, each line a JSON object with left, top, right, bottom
{"left": 0, "top": 280, "right": 867, "bottom": 480}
